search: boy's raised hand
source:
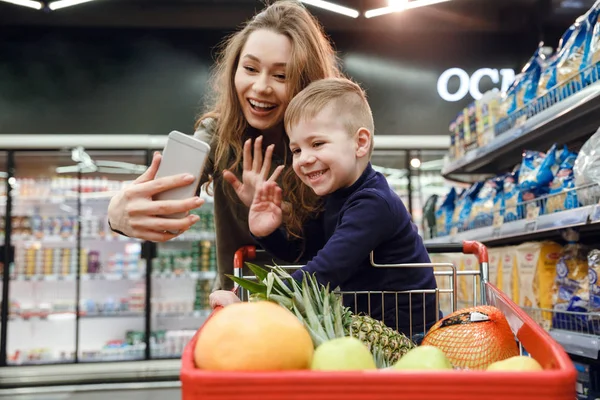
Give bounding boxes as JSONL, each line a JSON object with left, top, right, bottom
{"left": 249, "top": 181, "right": 283, "bottom": 238}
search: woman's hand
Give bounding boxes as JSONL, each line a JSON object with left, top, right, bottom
{"left": 223, "top": 136, "right": 284, "bottom": 208}
{"left": 248, "top": 181, "right": 283, "bottom": 238}
{"left": 107, "top": 152, "right": 205, "bottom": 242}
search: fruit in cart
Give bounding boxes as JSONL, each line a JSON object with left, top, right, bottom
{"left": 390, "top": 345, "right": 453, "bottom": 371}
{"left": 227, "top": 264, "right": 416, "bottom": 369}
{"left": 311, "top": 337, "right": 377, "bottom": 371}
{"left": 193, "top": 301, "right": 313, "bottom": 371}
{"left": 486, "top": 356, "right": 543, "bottom": 372}
{"left": 421, "top": 305, "right": 519, "bottom": 370}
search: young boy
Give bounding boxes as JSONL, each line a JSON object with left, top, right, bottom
{"left": 211, "top": 78, "right": 438, "bottom": 337}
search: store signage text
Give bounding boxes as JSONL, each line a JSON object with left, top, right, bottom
{"left": 437, "top": 68, "right": 516, "bottom": 102}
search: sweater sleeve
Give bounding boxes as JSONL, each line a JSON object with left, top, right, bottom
{"left": 253, "top": 214, "right": 325, "bottom": 264}
{"left": 291, "top": 191, "right": 395, "bottom": 288}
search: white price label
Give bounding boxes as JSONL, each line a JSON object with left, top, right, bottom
{"left": 524, "top": 221, "right": 537, "bottom": 233}
{"left": 591, "top": 204, "right": 600, "bottom": 222}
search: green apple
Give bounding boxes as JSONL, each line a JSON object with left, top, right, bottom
{"left": 311, "top": 337, "right": 377, "bottom": 371}
{"left": 392, "top": 345, "right": 453, "bottom": 371}
{"left": 486, "top": 356, "right": 543, "bottom": 372}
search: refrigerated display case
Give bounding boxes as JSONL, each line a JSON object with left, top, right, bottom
{"left": 150, "top": 203, "right": 217, "bottom": 360}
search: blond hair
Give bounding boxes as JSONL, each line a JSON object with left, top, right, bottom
{"left": 280, "top": 78, "right": 374, "bottom": 241}
{"left": 284, "top": 77, "right": 374, "bottom": 155}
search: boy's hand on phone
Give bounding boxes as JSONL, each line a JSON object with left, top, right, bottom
{"left": 223, "top": 136, "right": 284, "bottom": 208}
{"left": 209, "top": 290, "right": 241, "bottom": 309}
{"left": 249, "top": 181, "right": 283, "bottom": 238}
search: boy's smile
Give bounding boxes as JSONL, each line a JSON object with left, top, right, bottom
{"left": 288, "top": 105, "right": 367, "bottom": 196}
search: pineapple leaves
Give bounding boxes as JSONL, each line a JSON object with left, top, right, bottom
{"left": 245, "top": 263, "right": 270, "bottom": 282}
{"left": 301, "top": 275, "right": 329, "bottom": 340}
{"left": 226, "top": 275, "right": 267, "bottom": 295}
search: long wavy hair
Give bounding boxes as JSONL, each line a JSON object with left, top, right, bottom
{"left": 197, "top": 0, "right": 341, "bottom": 240}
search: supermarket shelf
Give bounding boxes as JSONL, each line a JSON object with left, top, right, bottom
{"left": 550, "top": 330, "right": 600, "bottom": 360}
{"left": 442, "top": 82, "right": 600, "bottom": 178}
{"left": 0, "top": 359, "right": 180, "bottom": 388}
{"left": 152, "top": 271, "right": 216, "bottom": 280}
{"left": 10, "top": 271, "right": 215, "bottom": 282}
{"left": 0, "top": 381, "right": 181, "bottom": 397}
{"left": 152, "top": 310, "right": 211, "bottom": 319}
{"left": 12, "top": 235, "right": 143, "bottom": 244}
{"left": 170, "top": 231, "right": 215, "bottom": 242}
{"left": 12, "top": 272, "right": 146, "bottom": 282}
{"left": 81, "top": 311, "right": 144, "bottom": 319}
{"left": 424, "top": 205, "right": 600, "bottom": 246}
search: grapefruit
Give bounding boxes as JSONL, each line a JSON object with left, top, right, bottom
{"left": 194, "top": 301, "right": 314, "bottom": 371}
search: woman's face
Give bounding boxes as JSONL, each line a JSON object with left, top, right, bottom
{"left": 234, "top": 29, "right": 292, "bottom": 136}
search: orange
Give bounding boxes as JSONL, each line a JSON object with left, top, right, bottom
{"left": 194, "top": 301, "right": 314, "bottom": 371}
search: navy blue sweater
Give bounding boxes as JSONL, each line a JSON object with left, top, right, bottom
{"left": 255, "top": 163, "right": 438, "bottom": 335}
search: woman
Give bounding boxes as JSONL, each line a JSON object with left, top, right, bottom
{"left": 107, "top": 0, "right": 341, "bottom": 290}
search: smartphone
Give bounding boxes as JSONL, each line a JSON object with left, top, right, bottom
{"left": 153, "top": 130, "right": 211, "bottom": 220}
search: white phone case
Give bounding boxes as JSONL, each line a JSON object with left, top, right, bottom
{"left": 153, "top": 130, "right": 211, "bottom": 220}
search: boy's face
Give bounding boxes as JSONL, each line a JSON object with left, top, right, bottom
{"left": 288, "top": 105, "right": 369, "bottom": 196}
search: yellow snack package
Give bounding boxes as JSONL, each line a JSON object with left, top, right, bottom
{"left": 459, "top": 254, "right": 480, "bottom": 308}
{"left": 498, "top": 247, "right": 517, "bottom": 302}
{"left": 487, "top": 247, "right": 502, "bottom": 287}
{"left": 533, "top": 242, "right": 563, "bottom": 329}
{"left": 515, "top": 242, "right": 543, "bottom": 308}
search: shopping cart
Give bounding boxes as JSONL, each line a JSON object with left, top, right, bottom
{"left": 181, "top": 241, "right": 576, "bottom": 400}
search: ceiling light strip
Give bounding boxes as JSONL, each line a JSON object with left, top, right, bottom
{"left": 0, "top": 0, "right": 43, "bottom": 9}
{"left": 365, "top": 0, "right": 452, "bottom": 18}
{"left": 49, "top": 0, "right": 97, "bottom": 11}
{"left": 300, "top": 0, "right": 360, "bottom": 18}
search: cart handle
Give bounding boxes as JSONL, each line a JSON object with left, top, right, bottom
{"left": 234, "top": 241, "right": 489, "bottom": 267}
{"left": 234, "top": 245, "right": 257, "bottom": 270}
{"left": 425, "top": 241, "right": 488, "bottom": 263}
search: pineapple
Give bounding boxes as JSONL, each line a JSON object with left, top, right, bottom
{"left": 227, "top": 263, "right": 416, "bottom": 368}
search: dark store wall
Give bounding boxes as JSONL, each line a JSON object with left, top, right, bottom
{"left": 0, "top": 27, "right": 551, "bottom": 137}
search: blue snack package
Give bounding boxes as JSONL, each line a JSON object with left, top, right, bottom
{"left": 542, "top": 21, "right": 581, "bottom": 95}
{"left": 451, "top": 182, "right": 483, "bottom": 233}
{"left": 516, "top": 43, "right": 548, "bottom": 110}
{"left": 552, "top": 231, "right": 589, "bottom": 331}
{"left": 435, "top": 188, "right": 457, "bottom": 237}
{"left": 469, "top": 177, "right": 504, "bottom": 229}
{"left": 547, "top": 148, "right": 579, "bottom": 213}
{"left": 555, "top": 7, "right": 599, "bottom": 91}
{"left": 519, "top": 144, "right": 558, "bottom": 192}
{"left": 503, "top": 170, "right": 522, "bottom": 222}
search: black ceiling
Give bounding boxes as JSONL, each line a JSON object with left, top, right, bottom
{"left": 0, "top": 0, "right": 595, "bottom": 34}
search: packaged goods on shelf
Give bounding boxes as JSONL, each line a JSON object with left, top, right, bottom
{"left": 588, "top": 250, "right": 600, "bottom": 330}
{"left": 468, "top": 177, "right": 503, "bottom": 230}
{"left": 500, "top": 42, "right": 548, "bottom": 124}
{"left": 552, "top": 232, "right": 590, "bottom": 331}
{"left": 432, "top": 141, "right": 588, "bottom": 238}
{"left": 555, "top": 6, "right": 599, "bottom": 89}
{"left": 447, "top": 91, "right": 502, "bottom": 161}
{"left": 514, "top": 242, "right": 563, "bottom": 329}
{"left": 488, "top": 248, "right": 501, "bottom": 287}
{"left": 496, "top": 247, "right": 517, "bottom": 303}
{"left": 434, "top": 188, "right": 457, "bottom": 237}
{"left": 574, "top": 126, "right": 600, "bottom": 205}
{"left": 450, "top": 182, "right": 483, "bottom": 234}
